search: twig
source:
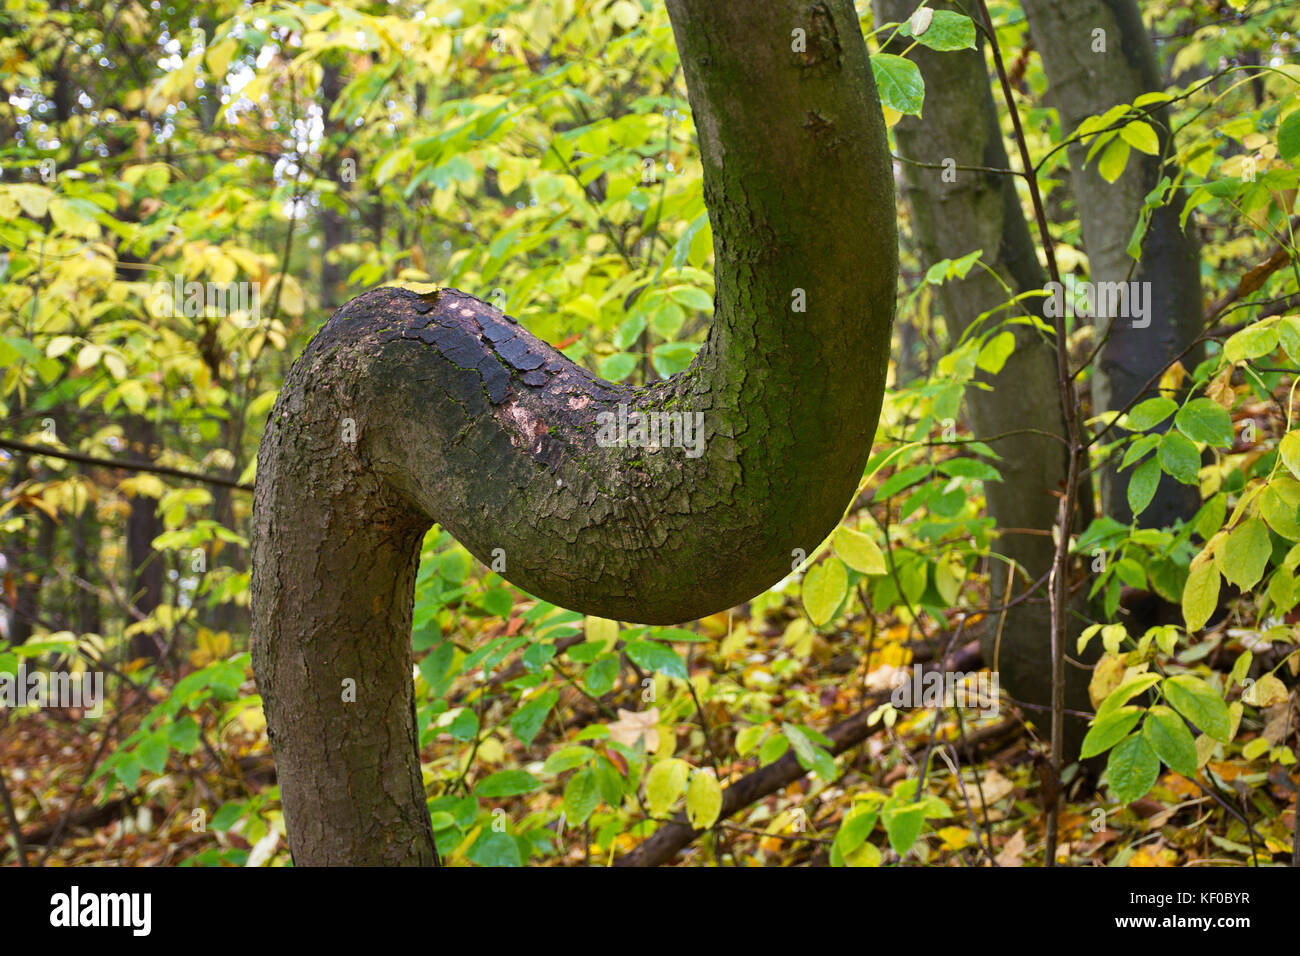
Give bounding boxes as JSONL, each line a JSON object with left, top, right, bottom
{"left": 0, "top": 437, "right": 252, "bottom": 491}
{"left": 976, "top": 0, "right": 1079, "bottom": 868}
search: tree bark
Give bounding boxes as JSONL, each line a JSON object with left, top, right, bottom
{"left": 874, "top": 0, "right": 1091, "bottom": 753}
{"left": 252, "top": 0, "right": 899, "bottom": 866}
{"left": 125, "top": 416, "right": 165, "bottom": 661}
{"left": 1022, "top": 0, "right": 1203, "bottom": 526}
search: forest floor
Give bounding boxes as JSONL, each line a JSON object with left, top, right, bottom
{"left": 3, "top": 591, "right": 1295, "bottom": 867}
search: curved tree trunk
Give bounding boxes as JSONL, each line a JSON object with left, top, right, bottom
{"left": 251, "top": 0, "right": 899, "bottom": 866}
{"left": 874, "top": 0, "right": 1092, "bottom": 750}
{"left": 1022, "top": 0, "right": 1204, "bottom": 526}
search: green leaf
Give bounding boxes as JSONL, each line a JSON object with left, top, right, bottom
{"left": 1175, "top": 398, "right": 1233, "bottom": 447}
{"left": 1157, "top": 431, "right": 1201, "bottom": 485}
{"left": 593, "top": 755, "right": 623, "bottom": 806}
{"left": 1097, "top": 673, "right": 1163, "bottom": 720}
{"left": 467, "top": 830, "right": 522, "bottom": 867}
{"left": 542, "top": 746, "right": 594, "bottom": 775}
{"left": 802, "top": 557, "right": 849, "bottom": 627}
{"left": 625, "top": 640, "right": 687, "bottom": 680}
{"left": 599, "top": 352, "right": 637, "bottom": 382}
{"left": 563, "top": 766, "right": 601, "bottom": 825}
{"left": 832, "top": 804, "right": 879, "bottom": 859}
{"left": 833, "top": 527, "right": 886, "bottom": 575}
{"left": 1261, "top": 479, "right": 1300, "bottom": 540}
{"left": 874, "top": 464, "right": 932, "bottom": 499}
{"left": 976, "top": 331, "right": 1015, "bottom": 374}
{"left": 510, "top": 688, "right": 559, "bottom": 745}
{"left": 449, "top": 707, "right": 479, "bottom": 741}
{"left": 651, "top": 341, "right": 700, "bottom": 377}
{"left": 685, "top": 770, "right": 722, "bottom": 829}
{"left": 1218, "top": 517, "right": 1271, "bottom": 590}
{"left": 900, "top": 9, "right": 976, "bottom": 50}
{"left": 871, "top": 54, "right": 924, "bottom": 117}
{"left": 735, "top": 725, "right": 766, "bottom": 757}
{"left": 759, "top": 734, "right": 789, "bottom": 764}
{"left": 1223, "top": 323, "right": 1278, "bottom": 363}
{"left": 1119, "top": 119, "right": 1160, "bottom": 155}
{"left": 1121, "top": 433, "right": 1161, "bottom": 469}
{"left": 1126, "top": 396, "right": 1177, "bottom": 431}
{"left": 1106, "top": 732, "right": 1160, "bottom": 803}
{"left": 1162, "top": 674, "right": 1232, "bottom": 742}
{"left": 1127, "top": 457, "right": 1161, "bottom": 518}
{"left": 936, "top": 458, "right": 1001, "bottom": 481}
{"left": 1142, "top": 705, "right": 1199, "bottom": 777}
{"left": 645, "top": 758, "right": 691, "bottom": 817}
{"left": 209, "top": 801, "right": 246, "bottom": 831}
{"left": 781, "top": 722, "right": 818, "bottom": 769}
{"left": 881, "top": 800, "right": 927, "bottom": 854}
{"left": 168, "top": 716, "right": 200, "bottom": 755}
{"left": 474, "top": 770, "right": 542, "bottom": 798}
{"left": 137, "top": 731, "right": 170, "bottom": 775}
{"left": 584, "top": 654, "right": 619, "bottom": 696}
{"left": 1081, "top": 705, "right": 1143, "bottom": 759}
{"left": 1279, "top": 108, "right": 1300, "bottom": 161}
{"left": 667, "top": 285, "right": 713, "bottom": 312}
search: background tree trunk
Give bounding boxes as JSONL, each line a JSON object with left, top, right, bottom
{"left": 874, "top": 0, "right": 1092, "bottom": 750}
{"left": 251, "top": 0, "right": 899, "bottom": 866}
{"left": 1023, "top": 0, "right": 1204, "bottom": 526}
{"left": 125, "top": 416, "right": 165, "bottom": 661}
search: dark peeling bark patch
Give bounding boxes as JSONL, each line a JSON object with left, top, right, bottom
{"left": 796, "top": 2, "right": 843, "bottom": 71}
{"left": 802, "top": 110, "right": 843, "bottom": 151}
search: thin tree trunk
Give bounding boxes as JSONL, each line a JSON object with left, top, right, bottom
{"left": 73, "top": 464, "right": 100, "bottom": 635}
{"left": 1023, "top": 0, "right": 1203, "bottom": 526}
{"left": 252, "top": 0, "right": 899, "bottom": 865}
{"left": 320, "top": 59, "right": 352, "bottom": 313}
{"left": 126, "top": 416, "right": 165, "bottom": 660}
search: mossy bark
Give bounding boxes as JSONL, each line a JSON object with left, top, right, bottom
{"left": 252, "top": 0, "right": 898, "bottom": 865}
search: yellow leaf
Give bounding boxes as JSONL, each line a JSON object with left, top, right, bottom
{"left": 1182, "top": 554, "right": 1220, "bottom": 632}
{"left": 1159, "top": 361, "right": 1187, "bottom": 394}
{"left": 8, "top": 183, "right": 50, "bottom": 218}
{"left": 833, "top": 526, "right": 886, "bottom": 575}
{"left": 781, "top": 617, "right": 814, "bottom": 657}
{"left": 1128, "top": 844, "right": 1176, "bottom": 867}
{"left": 645, "top": 757, "right": 690, "bottom": 817}
{"left": 1243, "top": 674, "right": 1288, "bottom": 707}
{"left": 685, "top": 769, "right": 722, "bottom": 830}
{"left": 610, "top": 0, "right": 640, "bottom": 29}
{"left": 1097, "top": 138, "right": 1131, "bottom": 183}
{"left": 206, "top": 38, "right": 238, "bottom": 78}
{"left": 1089, "top": 654, "right": 1127, "bottom": 709}
{"left": 584, "top": 616, "right": 619, "bottom": 652}
{"left": 802, "top": 557, "right": 849, "bottom": 627}
{"left": 937, "top": 826, "right": 971, "bottom": 850}
{"left": 1279, "top": 431, "right": 1300, "bottom": 480}
{"left": 46, "top": 335, "right": 78, "bottom": 358}
{"left": 843, "top": 840, "right": 882, "bottom": 866}
{"left": 75, "top": 344, "right": 102, "bottom": 370}
{"left": 102, "top": 352, "right": 127, "bottom": 381}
